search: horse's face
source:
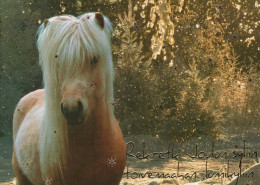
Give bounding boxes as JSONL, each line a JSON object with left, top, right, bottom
{"left": 60, "top": 57, "right": 103, "bottom": 125}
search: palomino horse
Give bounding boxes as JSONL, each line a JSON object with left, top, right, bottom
{"left": 12, "top": 12, "right": 126, "bottom": 185}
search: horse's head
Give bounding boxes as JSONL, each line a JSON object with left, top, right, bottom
{"left": 60, "top": 56, "right": 103, "bottom": 125}
{"left": 37, "top": 12, "right": 114, "bottom": 125}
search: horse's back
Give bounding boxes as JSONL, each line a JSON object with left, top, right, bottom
{"left": 13, "top": 89, "right": 44, "bottom": 139}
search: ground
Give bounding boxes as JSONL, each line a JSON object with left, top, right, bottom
{"left": 0, "top": 133, "right": 259, "bottom": 185}
{"left": 0, "top": 136, "right": 14, "bottom": 185}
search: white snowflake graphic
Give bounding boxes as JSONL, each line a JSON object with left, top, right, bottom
{"left": 42, "top": 177, "right": 53, "bottom": 185}
{"left": 88, "top": 81, "right": 96, "bottom": 93}
{"left": 107, "top": 157, "right": 117, "bottom": 167}
{"left": 24, "top": 160, "right": 32, "bottom": 169}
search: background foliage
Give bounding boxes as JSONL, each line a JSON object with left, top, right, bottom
{"left": 0, "top": 0, "right": 259, "bottom": 141}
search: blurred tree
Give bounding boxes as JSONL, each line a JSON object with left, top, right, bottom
{"left": 0, "top": 0, "right": 42, "bottom": 135}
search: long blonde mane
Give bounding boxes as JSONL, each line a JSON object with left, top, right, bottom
{"left": 36, "top": 13, "right": 114, "bottom": 180}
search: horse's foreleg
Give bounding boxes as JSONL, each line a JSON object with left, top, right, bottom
{"left": 12, "top": 151, "right": 33, "bottom": 185}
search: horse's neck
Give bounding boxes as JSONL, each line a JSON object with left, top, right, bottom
{"left": 67, "top": 100, "right": 113, "bottom": 151}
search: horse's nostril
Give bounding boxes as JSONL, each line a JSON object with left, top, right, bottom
{"left": 78, "top": 101, "right": 83, "bottom": 113}
{"left": 61, "top": 101, "right": 83, "bottom": 115}
{"left": 61, "top": 101, "right": 84, "bottom": 124}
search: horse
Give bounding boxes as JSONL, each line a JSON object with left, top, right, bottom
{"left": 12, "top": 12, "right": 126, "bottom": 185}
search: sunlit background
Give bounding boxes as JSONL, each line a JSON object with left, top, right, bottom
{"left": 0, "top": 0, "right": 259, "bottom": 184}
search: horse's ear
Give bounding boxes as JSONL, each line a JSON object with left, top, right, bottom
{"left": 44, "top": 19, "right": 49, "bottom": 28}
{"left": 95, "top": 12, "right": 105, "bottom": 29}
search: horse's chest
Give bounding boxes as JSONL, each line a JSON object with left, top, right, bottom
{"left": 66, "top": 153, "right": 121, "bottom": 185}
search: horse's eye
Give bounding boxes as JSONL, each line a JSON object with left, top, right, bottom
{"left": 91, "top": 56, "right": 99, "bottom": 65}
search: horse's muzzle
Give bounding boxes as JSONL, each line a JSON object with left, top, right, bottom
{"left": 61, "top": 101, "right": 85, "bottom": 125}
